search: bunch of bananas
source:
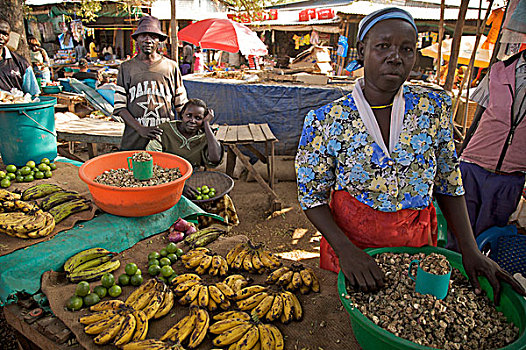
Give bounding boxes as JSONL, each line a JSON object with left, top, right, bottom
{"left": 181, "top": 248, "right": 229, "bottom": 276}
{"left": 64, "top": 248, "right": 120, "bottom": 282}
{"left": 184, "top": 226, "right": 226, "bottom": 248}
{"left": 171, "top": 273, "right": 234, "bottom": 311}
{"left": 21, "top": 183, "right": 63, "bottom": 200}
{"left": 226, "top": 241, "right": 282, "bottom": 273}
{"left": 232, "top": 286, "right": 303, "bottom": 324}
{"left": 210, "top": 311, "right": 285, "bottom": 349}
{"left": 266, "top": 263, "right": 320, "bottom": 294}
{"left": 124, "top": 278, "right": 174, "bottom": 320}
{"left": 0, "top": 189, "right": 55, "bottom": 239}
{"left": 160, "top": 306, "right": 209, "bottom": 348}
{"left": 122, "top": 339, "right": 185, "bottom": 350}
{"left": 224, "top": 274, "right": 250, "bottom": 293}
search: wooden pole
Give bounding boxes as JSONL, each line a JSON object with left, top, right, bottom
{"left": 444, "top": 0, "right": 469, "bottom": 91}
{"left": 170, "top": 0, "right": 178, "bottom": 61}
{"left": 436, "top": 0, "right": 446, "bottom": 85}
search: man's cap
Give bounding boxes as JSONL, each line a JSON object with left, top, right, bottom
{"left": 132, "top": 16, "right": 167, "bottom": 41}
{"left": 79, "top": 58, "right": 88, "bottom": 67}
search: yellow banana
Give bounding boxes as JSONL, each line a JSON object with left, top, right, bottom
{"left": 237, "top": 292, "right": 268, "bottom": 311}
{"left": 131, "top": 284, "right": 159, "bottom": 310}
{"left": 208, "top": 284, "right": 226, "bottom": 304}
{"left": 208, "top": 297, "right": 219, "bottom": 312}
{"left": 0, "top": 189, "right": 21, "bottom": 201}
{"left": 180, "top": 283, "right": 201, "bottom": 305}
{"left": 226, "top": 243, "right": 246, "bottom": 265}
{"left": 114, "top": 312, "right": 137, "bottom": 346}
{"left": 131, "top": 310, "right": 148, "bottom": 341}
{"left": 126, "top": 278, "right": 157, "bottom": 306}
{"left": 306, "top": 267, "right": 320, "bottom": 292}
{"left": 170, "top": 273, "right": 201, "bottom": 286}
{"left": 154, "top": 288, "right": 174, "bottom": 319}
{"left": 181, "top": 248, "right": 209, "bottom": 262}
{"left": 299, "top": 284, "right": 310, "bottom": 295}
{"left": 279, "top": 292, "right": 294, "bottom": 324}
{"left": 266, "top": 294, "right": 283, "bottom": 322}
{"left": 253, "top": 294, "right": 275, "bottom": 319}
{"left": 198, "top": 285, "right": 210, "bottom": 309}
{"left": 27, "top": 212, "right": 55, "bottom": 238}
{"left": 233, "top": 279, "right": 248, "bottom": 292}
{"left": 252, "top": 251, "right": 265, "bottom": 271}
{"left": 288, "top": 291, "right": 303, "bottom": 320}
{"left": 142, "top": 286, "right": 165, "bottom": 319}
{"left": 212, "top": 323, "right": 252, "bottom": 347}
{"left": 242, "top": 252, "right": 254, "bottom": 272}
{"left": 79, "top": 309, "right": 120, "bottom": 325}
{"left": 122, "top": 339, "right": 169, "bottom": 350}
{"left": 258, "top": 324, "right": 275, "bottom": 350}
{"left": 173, "top": 279, "right": 201, "bottom": 295}
{"left": 198, "top": 254, "right": 213, "bottom": 270}
{"left": 299, "top": 269, "right": 313, "bottom": 287}
{"left": 184, "top": 253, "right": 206, "bottom": 269}
{"left": 233, "top": 285, "right": 268, "bottom": 301}
{"left": 209, "top": 318, "right": 250, "bottom": 334}
{"left": 187, "top": 307, "right": 209, "bottom": 348}
{"left": 266, "top": 267, "right": 291, "bottom": 284}
{"left": 219, "top": 258, "right": 229, "bottom": 276}
{"left": 232, "top": 246, "right": 250, "bottom": 269}
{"left": 259, "top": 250, "right": 282, "bottom": 269}
{"left": 84, "top": 313, "right": 121, "bottom": 335}
{"left": 267, "top": 324, "right": 285, "bottom": 350}
{"left": 93, "top": 314, "right": 126, "bottom": 344}
{"left": 291, "top": 271, "right": 303, "bottom": 289}
{"left": 160, "top": 313, "right": 195, "bottom": 342}
{"left": 235, "top": 325, "right": 259, "bottom": 350}
{"left": 90, "top": 299, "right": 125, "bottom": 312}
{"left": 225, "top": 274, "right": 247, "bottom": 286}
{"left": 215, "top": 282, "right": 235, "bottom": 298}
{"left": 213, "top": 310, "right": 251, "bottom": 321}
{"left": 277, "top": 271, "right": 294, "bottom": 287}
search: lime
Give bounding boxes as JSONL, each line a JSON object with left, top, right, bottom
{"left": 49, "top": 163, "right": 57, "bottom": 171}
{"left": 119, "top": 273, "right": 130, "bottom": 286}
{"left": 130, "top": 274, "right": 143, "bottom": 286}
{"left": 34, "top": 171, "right": 45, "bottom": 179}
{"left": 159, "top": 248, "right": 168, "bottom": 257}
{"left": 5, "top": 164, "right": 17, "bottom": 173}
{"left": 66, "top": 296, "right": 83, "bottom": 311}
{"left": 118, "top": 274, "right": 130, "bottom": 286}
{"left": 40, "top": 158, "right": 51, "bottom": 165}
{"left": 196, "top": 187, "right": 202, "bottom": 193}
{"left": 0, "top": 178, "right": 10, "bottom": 188}
{"left": 201, "top": 187, "right": 210, "bottom": 194}
{"left": 159, "top": 257, "right": 171, "bottom": 267}
{"left": 201, "top": 185, "right": 209, "bottom": 191}
{"left": 23, "top": 175, "right": 34, "bottom": 182}
{"left": 108, "top": 285, "right": 122, "bottom": 297}
{"left": 6, "top": 173, "right": 15, "bottom": 180}
{"left": 167, "top": 253, "right": 178, "bottom": 264}
{"left": 148, "top": 252, "right": 160, "bottom": 260}
{"left": 15, "top": 169, "right": 22, "bottom": 176}
{"left": 37, "top": 163, "right": 50, "bottom": 172}
{"left": 175, "top": 248, "right": 184, "bottom": 257}
{"left": 44, "top": 170, "right": 53, "bottom": 178}
{"left": 209, "top": 187, "right": 216, "bottom": 192}
{"left": 196, "top": 195, "right": 203, "bottom": 200}
{"left": 75, "top": 281, "right": 90, "bottom": 297}
{"left": 166, "top": 242, "right": 178, "bottom": 254}
{"left": 30, "top": 170, "right": 35, "bottom": 177}
{"left": 101, "top": 273, "right": 115, "bottom": 288}
{"left": 136, "top": 268, "right": 142, "bottom": 275}
{"left": 15, "top": 175, "right": 24, "bottom": 183}
{"left": 125, "top": 263, "right": 138, "bottom": 276}
{"left": 202, "top": 195, "right": 209, "bottom": 200}
{"left": 20, "top": 166, "right": 31, "bottom": 176}
{"left": 93, "top": 285, "right": 107, "bottom": 299}
{"left": 84, "top": 293, "right": 101, "bottom": 307}
{"left": 0, "top": 171, "right": 6, "bottom": 179}
{"left": 148, "top": 258, "right": 160, "bottom": 266}
{"left": 160, "top": 265, "right": 174, "bottom": 278}
{"left": 26, "top": 160, "right": 36, "bottom": 169}
{"left": 148, "top": 264, "right": 161, "bottom": 276}
{"left": 209, "top": 191, "right": 216, "bottom": 198}
{"left": 158, "top": 276, "right": 167, "bottom": 283}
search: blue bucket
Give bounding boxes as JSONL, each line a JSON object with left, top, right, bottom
{"left": 0, "top": 97, "right": 57, "bottom": 166}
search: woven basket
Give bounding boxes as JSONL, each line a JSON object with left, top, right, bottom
{"left": 186, "top": 171, "right": 234, "bottom": 204}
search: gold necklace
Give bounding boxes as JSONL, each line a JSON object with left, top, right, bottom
{"left": 370, "top": 103, "right": 394, "bottom": 109}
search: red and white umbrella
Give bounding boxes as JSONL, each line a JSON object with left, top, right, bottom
{"left": 178, "top": 18, "right": 268, "bottom": 56}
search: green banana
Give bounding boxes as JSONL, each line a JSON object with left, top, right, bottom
{"left": 48, "top": 198, "right": 91, "bottom": 223}
{"left": 70, "top": 255, "right": 112, "bottom": 274}
{"left": 40, "top": 191, "right": 83, "bottom": 211}
{"left": 68, "top": 259, "right": 121, "bottom": 282}
{"left": 193, "top": 231, "right": 224, "bottom": 248}
{"left": 22, "top": 184, "right": 63, "bottom": 201}
{"left": 184, "top": 227, "right": 225, "bottom": 245}
{"left": 63, "top": 248, "right": 114, "bottom": 274}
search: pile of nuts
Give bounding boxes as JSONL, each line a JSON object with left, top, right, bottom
{"left": 420, "top": 253, "right": 450, "bottom": 275}
{"left": 131, "top": 151, "right": 152, "bottom": 162}
{"left": 94, "top": 165, "right": 182, "bottom": 187}
{"left": 345, "top": 252, "right": 519, "bottom": 349}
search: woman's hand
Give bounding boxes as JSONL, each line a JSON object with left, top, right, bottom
{"left": 339, "top": 246, "right": 386, "bottom": 292}
{"left": 203, "top": 108, "right": 214, "bottom": 126}
{"left": 462, "top": 249, "right": 526, "bottom": 305}
{"left": 136, "top": 125, "right": 163, "bottom": 140}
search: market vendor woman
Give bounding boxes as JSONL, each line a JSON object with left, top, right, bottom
{"left": 295, "top": 7, "right": 525, "bottom": 302}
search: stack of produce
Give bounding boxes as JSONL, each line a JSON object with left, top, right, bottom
{"left": 0, "top": 158, "right": 57, "bottom": 188}
{"left": 226, "top": 241, "right": 282, "bottom": 273}
{"left": 160, "top": 306, "right": 210, "bottom": 348}
{"left": 64, "top": 248, "right": 120, "bottom": 282}
{"left": 181, "top": 247, "right": 229, "bottom": 276}
{"left": 0, "top": 189, "right": 55, "bottom": 239}
{"left": 266, "top": 263, "right": 320, "bottom": 294}
{"left": 170, "top": 273, "right": 234, "bottom": 311}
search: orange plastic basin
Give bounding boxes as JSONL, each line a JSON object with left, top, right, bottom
{"left": 78, "top": 151, "right": 193, "bottom": 217}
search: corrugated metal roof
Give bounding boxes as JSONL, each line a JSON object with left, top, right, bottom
{"left": 250, "top": 9, "right": 340, "bottom": 26}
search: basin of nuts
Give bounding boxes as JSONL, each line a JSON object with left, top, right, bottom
{"left": 420, "top": 253, "right": 450, "bottom": 275}
{"left": 94, "top": 165, "right": 182, "bottom": 188}
{"left": 338, "top": 247, "right": 525, "bottom": 350}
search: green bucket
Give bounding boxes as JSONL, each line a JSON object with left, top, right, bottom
{"left": 338, "top": 246, "right": 526, "bottom": 350}
{"left": 0, "top": 97, "right": 57, "bottom": 166}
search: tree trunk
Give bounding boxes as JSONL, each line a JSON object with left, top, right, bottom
{"left": 0, "top": 0, "right": 29, "bottom": 60}
{"left": 444, "top": 0, "right": 469, "bottom": 91}
{"left": 170, "top": 0, "right": 178, "bottom": 61}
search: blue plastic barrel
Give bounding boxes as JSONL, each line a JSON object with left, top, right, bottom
{"left": 0, "top": 96, "right": 57, "bottom": 166}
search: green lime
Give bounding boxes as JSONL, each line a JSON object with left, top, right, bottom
{"left": 93, "top": 285, "right": 107, "bottom": 299}
{"left": 108, "top": 285, "right": 122, "bottom": 297}
{"left": 148, "top": 258, "right": 160, "bottom": 266}
{"left": 0, "top": 178, "right": 10, "bottom": 188}
{"left": 15, "top": 175, "right": 24, "bottom": 183}
{"left": 136, "top": 268, "right": 142, "bottom": 275}
{"left": 23, "top": 175, "right": 34, "bottom": 182}
{"left": 37, "top": 163, "right": 50, "bottom": 172}
{"left": 44, "top": 170, "right": 53, "bottom": 178}
{"left": 201, "top": 185, "right": 209, "bottom": 191}
{"left": 159, "top": 248, "right": 168, "bottom": 257}
{"left": 159, "top": 257, "right": 171, "bottom": 266}
{"left": 209, "top": 187, "right": 216, "bottom": 192}
{"left": 20, "top": 166, "right": 31, "bottom": 176}
{"left": 168, "top": 273, "right": 179, "bottom": 284}
{"left": 167, "top": 253, "right": 178, "bottom": 264}
{"left": 196, "top": 195, "right": 203, "bottom": 200}
{"left": 202, "top": 194, "right": 209, "bottom": 200}
{"left": 158, "top": 276, "right": 167, "bottom": 283}
{"left": 34, "top": 171, "right": 45, "bottom": 179}
{"left": 83, "top": 293, "right": 100, "bottom": 307}
{"left": 118, "top": 274, "right": 130, "bottom": 286}
{"left": 49, "top": 163, "right": 57, "bottom": 171}
{"left": 148, "top": 252, "right": 161, "bottom": 260}
{"left": 40, "top": 158, "right": 50, "bottom": 165}
{"left": 147, "top": 264, "right": 161, "bottom": 276}
{"left": 6, "top": 173, "right": 15, "bottom": 180}
{"left": 196, "top": 187, "right": 202, "bottom": 193}
{"left": 0, "top": 171, "right": 6, "bottom": 179}
{"left": 201, "top": 187, "right": 210, "bottom": 194}
{"left": 30, "top": 170, "right": 35, "bottom": 177}
{"left": 166, "top": 242, "right": 178, "bottom": 254}
{"left": 175, "top": 248, "right": 184, "bottom": 257}
{"left": 75, "top": 281, "right": 90, "bottom": 297}
{"left": 66, "top": 296, "right": 83, "bottom": 311}
{"left": 125, "top": 263, "right": 138, "bottom": 276}
{"left": 209, "top": 191, "right": 216, "bottom": 198}
{"left": 130, "top": 274, "right": 143, "bottom": 286}
{"left": 101, "top": 273, "right": 115, "bottom": 288}
{"left": 26, "top": 160, "right": 36, "bottom": 169}
{"left": 160, "top": 265, "right": 174, "bottom": 278}
{"left": 15, "top": 169, "right": 22, "bottom": 176}
{"left": 5, "top": 164, "right": 17, "bottom": 173}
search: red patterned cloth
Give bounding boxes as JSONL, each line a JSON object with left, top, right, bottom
{"left": 320, "top": 190, "right": 438, "bottom": 273}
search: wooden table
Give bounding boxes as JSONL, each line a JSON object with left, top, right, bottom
{"left": 214, "top": 123, "right": 282, "bottom": 210}
{"left": 55, "top": 118, "right": 124, "bottom": 159}
{"left": 44, "top": 92, "right": 86, "bottom": 113}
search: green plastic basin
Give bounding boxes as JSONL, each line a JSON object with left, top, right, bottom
{"left": 337, "top": 246, "right": 526, "bottom": 350}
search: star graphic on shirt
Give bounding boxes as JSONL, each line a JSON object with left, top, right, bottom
{"left": 137, "top": 94, "right": 164, "bottom": 119}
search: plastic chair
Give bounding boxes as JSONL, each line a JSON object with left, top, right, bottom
{"left": 476, "top": 225, "right": 526, "bottom": 276}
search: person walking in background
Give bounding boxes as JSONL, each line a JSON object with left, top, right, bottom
{"left": 28, "top": 36, "right": 51, "bottom": 84}
{"left": 114, "top": 15, "right": 188, "bottom": 151}
{"left": 89, "top": 40, "right": 98, "bottom": 61}
{"left": 194, "top": 48, "right": 205, "bottom": 73}
{"left": 183, "top": 43, "right": 193, "bottom": 73}
{"left": 75, "top": 41, "right": 88, "bottom": 62}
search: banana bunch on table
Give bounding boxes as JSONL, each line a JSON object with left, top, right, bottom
{"left": 181, "top": 247, "right": 229, "bottom": 276}
{"left": 124, "top": 278, "right": 175, "bottom": 320}
{"left": 64, "top": 247, "right": 120, "bottom": 282}
{"left": 160, "top": 306, "right": 210, "bottom": 348}
{"left": 210, "top": 310, "right": 285, "bottom": 350}
{"left": 226, "top": 241, "right": 282, "bottom": 273}
{"left": 266, "top": 263, "right": 320, "bottom": 294}
{"left": 232, "top": 285, "right": 303, "bottom": 324}
{"left": 171, "top": 273, "right": 235, "bottom": 311}
{"left": 122, "top": 339, "right": 185, "bottom": 350}
{"left": 0, "top": 189, "right": 55, "bottom": 239}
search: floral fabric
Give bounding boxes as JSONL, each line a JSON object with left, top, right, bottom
{"left": 295, "top": 84, "right": 465, "bottom": 212}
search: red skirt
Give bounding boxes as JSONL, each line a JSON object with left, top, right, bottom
{"left": 319, "top": 191, "right": 438, "bottom": 273}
